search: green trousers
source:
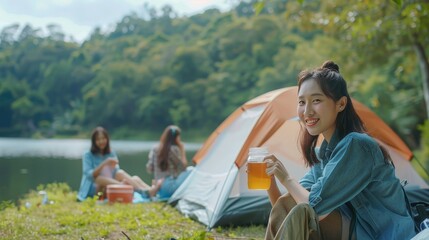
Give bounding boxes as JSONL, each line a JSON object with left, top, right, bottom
{"left": 265, "top": 194, "right": 342, "bottom": 240}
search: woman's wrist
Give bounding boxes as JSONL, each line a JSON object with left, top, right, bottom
{"left": 268, "top": 176, "right": 277, "bottom": 189}
{"left": 281, "top": 176, "right": 293, "bottom": 187}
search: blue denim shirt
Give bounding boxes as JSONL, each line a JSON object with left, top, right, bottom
{"left": 77, "top": 150, "right": 119, "bottom": 201}
{"left": 299, "top": 132, "right": 416, "bottom": 240}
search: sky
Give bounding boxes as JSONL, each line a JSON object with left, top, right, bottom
{"left": 0, "top": 0, "right": 234, "bottom": 42}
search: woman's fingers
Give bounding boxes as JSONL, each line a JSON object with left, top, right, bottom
{"left": 263, "top": 154, "right": 276, "bottom": 164}
{"left": 265, "top": 155, "right": 279, "bottom": 176}
{"left": 105, "top": 158, "right": 118, "bottom": 167}
{"left": 265, "top": 155, "right": 289, "bottom": 180}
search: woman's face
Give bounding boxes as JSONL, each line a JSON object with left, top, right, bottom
{"left": 95, "top": 132, "right": 108, "bottom": 151}
{"left": 297, "top": 79, "right": 342, "bottom": 142}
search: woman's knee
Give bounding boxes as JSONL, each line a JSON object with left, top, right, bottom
{"left": 291, "top": 203, "right": 318, "bottom": 231}
{"left": 114, "top": 169, "right": 126, "bottom": 180}
{"left": 280, "top": 193, "right": 296, "bottom": 204}
{"left": 289, "top": 203, "right": 317, "bottom": 221}
{"left": 293, "top": 203, "right": 312, "bottom": 212}
{"left": 131, "top": 175, "right": 142, "bottom": 182}
{"left": 273, "top": 193, "right": 297, "bottom": 211}
{"left": 99, "top": 165, "right": 114, "bottom": 177}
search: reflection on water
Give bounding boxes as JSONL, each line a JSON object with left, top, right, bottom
{"left": 0, "top": 138, "right": 201, "bottom": 203}
{"left": 0, "top": 137, "right": 201, "bottom": 159}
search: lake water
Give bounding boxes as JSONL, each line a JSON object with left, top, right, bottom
{"left": 0, "top": 137, "right": 201, "bottom": 203}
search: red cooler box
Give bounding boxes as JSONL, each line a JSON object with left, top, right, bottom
{"left": 106, "top": 184, "right": 133, "bottom": 204}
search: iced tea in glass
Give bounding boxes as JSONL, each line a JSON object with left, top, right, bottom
{"left": 247, "top": 147, "right": 270, "bottom": 190}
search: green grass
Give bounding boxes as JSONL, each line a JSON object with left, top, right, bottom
{"left": 0, "top": 183, "right": 266, "bottom": 240}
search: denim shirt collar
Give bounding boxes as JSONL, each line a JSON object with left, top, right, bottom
{"left": 318, "top": 130, "right": 341, "bottom": 163}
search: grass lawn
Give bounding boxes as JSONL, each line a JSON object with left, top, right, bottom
{"left": 0, "top": 183, "right": 266, "bottom": 240}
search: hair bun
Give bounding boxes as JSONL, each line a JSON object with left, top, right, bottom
{"left": 321, "top": 60, "right": 339, "bottom": 73}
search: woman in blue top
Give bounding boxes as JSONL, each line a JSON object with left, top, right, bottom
{"left": 77, "top": 126, "right": 156, "bottom": 201}
{"left": 263, "top": 61, "right": 416, "bottom": 240}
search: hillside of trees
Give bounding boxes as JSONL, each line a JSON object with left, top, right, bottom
{"left": 0, "top": 0, "right": 428, "bottom": 150}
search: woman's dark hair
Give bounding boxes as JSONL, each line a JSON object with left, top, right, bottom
{"left": 158, "top": 125, "right": 181, "bottom": 171}
{"left": 297, "top": 60, "right": 390, "bottom": 166}
{"left": 90, "top": 126, "right": 111, "bottom": 155}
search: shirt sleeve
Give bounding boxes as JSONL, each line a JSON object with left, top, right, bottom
{"left": 146, "top": 148, "right": 155, "bottom": 173}
{"left": 309, "top": 135, "right": 375, "bottom": 215}
{"left": 111, "top": 151, "right": 120, "bottom": 170}
{"left": 299, "top": 147, "right": 321, "bottom": 190}
{"left": 299, "top": 167, "right": 318, "bottom": 190}
{"left": 82, "top": 152, "right": 95, "bottom": 181}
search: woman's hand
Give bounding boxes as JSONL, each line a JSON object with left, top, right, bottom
{"left": 94, "top": 158, "right": 118, "bottom": 178}
{"left": 265, "top": 154, "right": 310, "bottom": 205}
{"left": 264, "top": 154, "right": 291, "bottom": 185}
{"left": 104, "top": 158, "right": 118, "bottom": 168}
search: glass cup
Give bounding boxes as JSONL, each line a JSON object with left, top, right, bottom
{"left": 247, "top": 147, "right": 271, "bottom": 190}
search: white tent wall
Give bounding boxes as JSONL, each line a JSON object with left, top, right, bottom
{"left": 170, "top": 105, "right": 266, "bottom": 227}
{"left": 174, "top": 170, "right": 229, "bottom": 225}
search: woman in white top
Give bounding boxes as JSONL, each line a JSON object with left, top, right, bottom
{"left": 146, "top": 125, "right": 190, "bottom": 199}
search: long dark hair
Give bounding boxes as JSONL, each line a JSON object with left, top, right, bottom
{"left": 158, "top": 125, "right": 181, "bottom": 171}
{"left": 297, "top": 60, "right": 390, "bottom": 166}
{"left": 90, "top": 126, "right": 111, "bottom": 155}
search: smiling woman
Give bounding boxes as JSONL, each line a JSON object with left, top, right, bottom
{"left": 297, "top": 79, "right": 344, "bottom": 142}
{"left": 263, "top": 60, "right": 417, "bottom": 240}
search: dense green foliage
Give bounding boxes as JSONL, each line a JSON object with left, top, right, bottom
{"left": 417, "top": 120, "right": 429, "bottom": 174}
{"left": 0, "top": 0, "right": 428, "bottom": 152}
{"left": 0, "top": 183, "right": 265, "bottom": 239}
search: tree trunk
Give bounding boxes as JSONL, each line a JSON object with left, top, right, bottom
{"left": 413, "top": 38, "right": 429, "bottom": 119}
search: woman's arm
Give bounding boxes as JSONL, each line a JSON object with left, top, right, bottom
{"left": 265, "top": 154, "right": 310, "bottom": 204}
{"left": 267, "top": 176, "right": 282, "bottom": 205}
{"left": 265, "top": 156, "right": 331, "bottom": 219}
{"left": 82, "top": 152, "right": 95, "bottom": 180}
{"left": 146, "top": 149, "right": 155, "bottom": 173}
{"left": 278, "top": 174, "right": 310, "bottom": 205}
{"left": 92, "top": 157, "right": 118, "bottom": 178}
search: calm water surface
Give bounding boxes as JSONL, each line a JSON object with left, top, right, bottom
{"left": 0, "top": 137, "right": 201, "bottom": 203}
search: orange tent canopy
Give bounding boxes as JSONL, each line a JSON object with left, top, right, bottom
{"left": 194, "top": 86, "right": 413, "bottom": 169}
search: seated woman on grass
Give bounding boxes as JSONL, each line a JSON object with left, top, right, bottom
{"left": 146, "top": 125, "right": 191, "bottom": 200}
{"left": 77, "top": 126, "right": 159, "bottom": 201}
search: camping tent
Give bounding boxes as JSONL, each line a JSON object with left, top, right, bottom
{"left": 169, "top": 86, "right": 428, "bottom": 229}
